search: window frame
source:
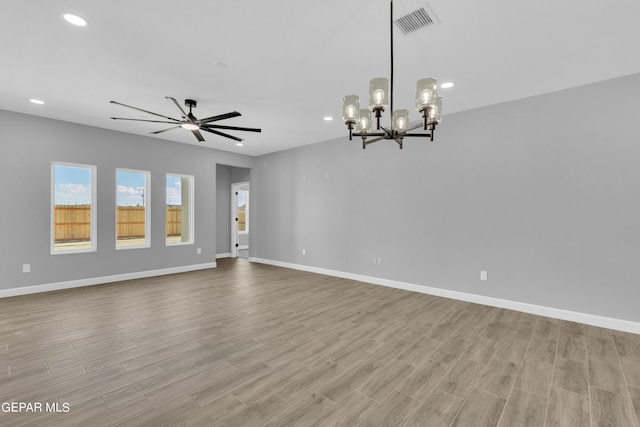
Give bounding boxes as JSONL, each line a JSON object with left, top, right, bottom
{"left": 115, "top": 168, "right": 151, "bottom": 250}
{"left": 51, "top": 161, "right": 97, "bottom": 255}
{"left": 166, "top": 173, "right": 195, "bottom": 246}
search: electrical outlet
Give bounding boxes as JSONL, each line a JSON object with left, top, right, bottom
{"left": 480, "top": 270, "right": 488, "bottom": 281}
{"left": 302, "top": 249, "right": 306, "bottom": 255}
{"left": 377, "top": 258, "right": 382, "bottom": 266}
{"left": 23, "top": 264, "right": 31, "bottom": 273}
{"left": 197, "top": 248, "right": 202, "bottom": 255}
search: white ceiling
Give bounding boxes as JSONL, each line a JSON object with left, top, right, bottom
{"left": 1, "top": 0, "right": 639, "bottom": 157}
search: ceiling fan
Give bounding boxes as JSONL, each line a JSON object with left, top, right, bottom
{"left": 110, "top": 97, "right": 261, "bottom": 143}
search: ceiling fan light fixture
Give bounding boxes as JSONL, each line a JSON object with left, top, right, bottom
{"left": 110, "top": 97, "right": 261, "bottom": 143}
{"left": 181, "top": 122, "right": 200, "bottom": 131}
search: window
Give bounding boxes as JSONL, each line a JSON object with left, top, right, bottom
{"left": 166, "top": 174, "right": 194, "bottom": 245}
{"left": 51, "top": 162, "right": 97, "bottom": 254}
{"left": 237, "top": 189, "right": 249, "bottom": 233}
{"left": 116, "top": 169, "right": 150, "bottom": 249}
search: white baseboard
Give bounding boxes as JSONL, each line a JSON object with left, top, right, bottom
{"left": 217, "top": 249, "right": 247, "bottom": 259}
{"left": 0, "top": 262, "right": 217, "bottom": 299}
{"left": 249, "top": 258, "right": 640, "bottom": 335}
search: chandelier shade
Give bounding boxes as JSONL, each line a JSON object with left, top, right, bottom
{"left": 428, "top": 96, "right": 443, "bottom": 124}
{"left": 392, "top": 109, "right": 409, "bottom": 131}
{"left": 369, "top": 78, "right": 389, "bottom": 111}
{"left": 342, "top": 95, "right": 360, "bottom": 124}
{"left": 415, "top": 78, "right": 438, "bottom": 112}
{"left": 358, "top": 109, "right": 372, "bottom": 133}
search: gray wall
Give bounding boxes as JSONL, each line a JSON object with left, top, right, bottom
{"left": 251, "top": 72, "right": 640, "bottom": 323}
{"left": 0, "top": 109, "right": 252, "bottom": 291}
{"left": 215, "top": 164, "right": 250, "bottom": 255}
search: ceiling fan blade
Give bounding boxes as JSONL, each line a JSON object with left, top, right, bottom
{"left": 111, "top": 117, "right": 180, "bottom": 124}
{"left": 192, "top": 129, "right": 205, "bottom": 142}
{"left": 200, "top": 111, "right": 241, "bottom": 123}
{"left": 166, "top": 97, "right": 190, "bottom": 120}
{"left": 110, "top": 100, "right": 180, "bottom": 121}
{"left": 205, "top": 124, "right": 262, "bottom": 133}
{"left": 149, "top": 126, "right": 182, "bottom": 135}
{"left": 201, "top": 126, "right": 243, "bottom": 142}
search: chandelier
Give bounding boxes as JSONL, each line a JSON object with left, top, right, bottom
{"left": 342, "top": 0, "right": 443, "bottom": 149}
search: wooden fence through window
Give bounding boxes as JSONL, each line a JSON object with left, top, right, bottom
{"left": 238, "top": 209, "right": 246, "bottom": 232}
{"left": 165, "top": 206, "right": 182, "bottom": 238}
{"left": 53, "top": 205, "right": 182, "bottom": 242}
{"left": 53, "top": 205, "right": 92, "bottom": 242}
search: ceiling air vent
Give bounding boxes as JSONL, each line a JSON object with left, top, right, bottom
{"left": 394, "top": 4, "right": 439, "bottom": 36}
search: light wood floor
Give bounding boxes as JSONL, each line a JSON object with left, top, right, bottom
{"left": 2, "top": 258, "right": 640, "bottom": 426}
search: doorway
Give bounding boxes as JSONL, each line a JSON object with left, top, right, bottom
{"left": 231, "top": 182, "right": 249, "bottom": 258}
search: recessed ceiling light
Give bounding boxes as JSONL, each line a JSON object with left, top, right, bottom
{"left": 30, "top": 99, "right": 45, "bottom": 105}
{"left": 323, "top": 116, "right": 333, "bottom": 121}
{"left": 440, "top": 82, "right": 455, "bottom": 89}
{"left": 236, "top": 142, "right": 244, "bottom": 147}
{"left": 63, "top": 13, "right": 87, "bottom": 27}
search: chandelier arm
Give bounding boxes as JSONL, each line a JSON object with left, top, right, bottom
{"left": 422, "top": 106, "right": 433, "bottom": 130}
{"left": 364, "top": 136, "right": 385, "bottom": 144}
{"left": 363, "top": 136, "right": 385, "bottom": 149}
{"left": 372, "top": 108, "right": 383, "bottom": 130}
{"left": 353, "top": 132, "right": 385, "bottom": 137}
